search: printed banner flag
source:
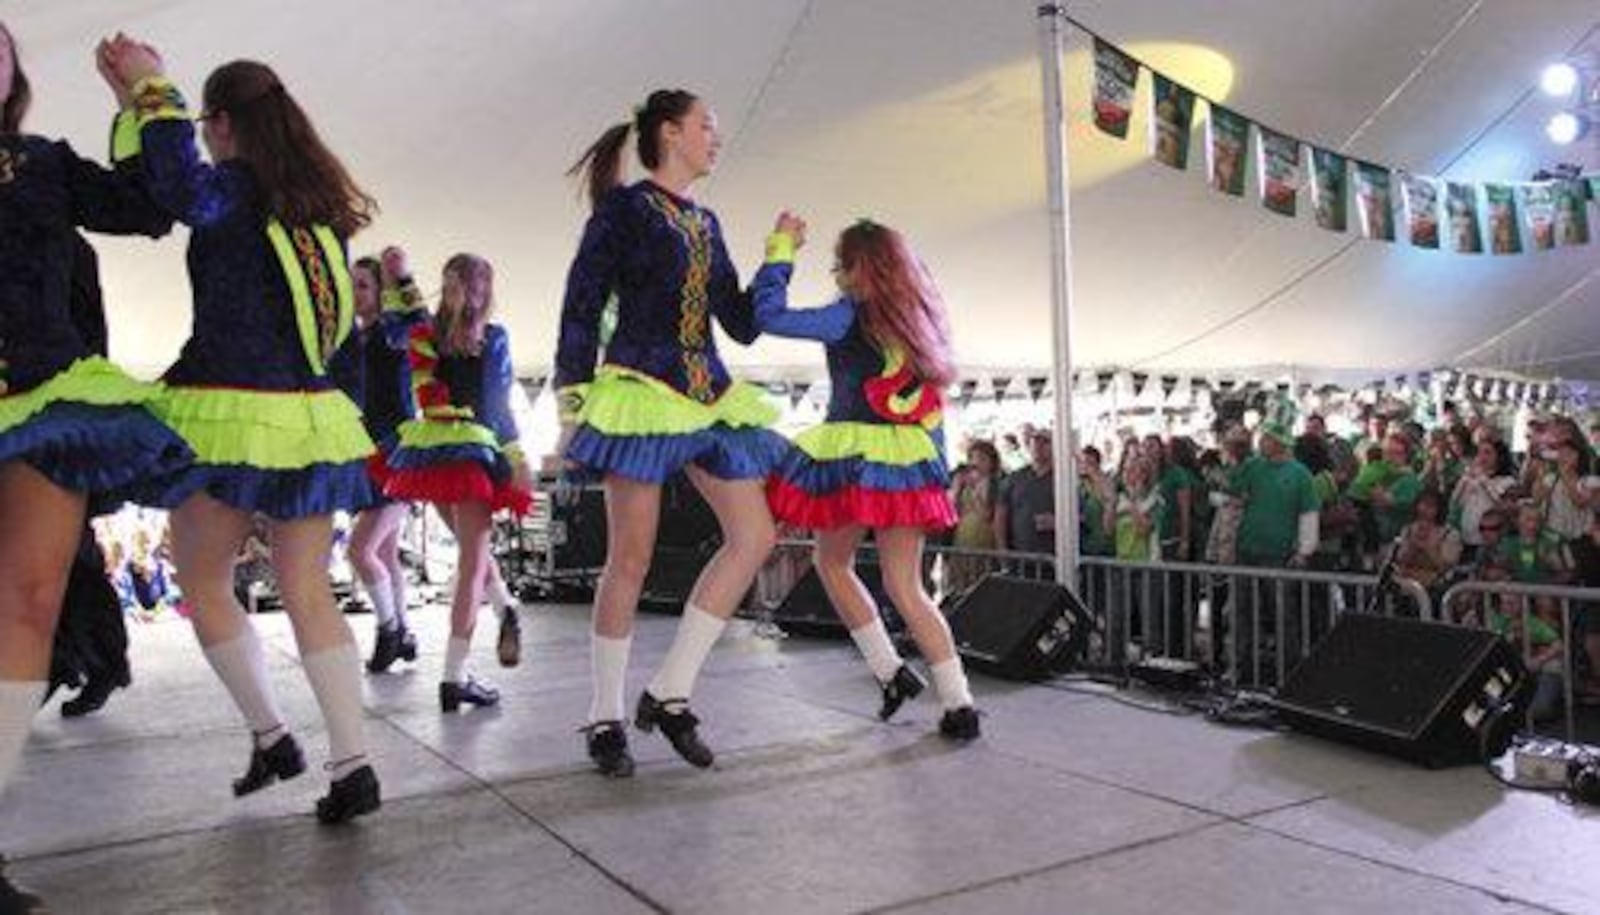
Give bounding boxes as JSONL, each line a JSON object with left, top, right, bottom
{"left": 1207, "top": 104, "right": 1250, "bottom": 197}
{"left": 1353, "top": 162, "right": 1395, "bottom": 241}
{"left": 1400, "top": 172, "right": 1440, "bottom": 249}
{"left": 1093, "top": 39, "right": 1139, "bottom": 138}
{"left": 1150, "top": 73, "right": 1195, "bottom": 169}
{"left": 1257, "top": 128, "right": 1301, "bottom": 217}
{"left": 1519, "top": 183, "right": 1557, "bottom": 252}
{"left": 1446, "top": 182, "right": 1483, "bottom": 254}
{"left": 1554, "top": 179, "right": 1590, "bottom": 246}
{"left": 1587, "top": 175, "right": 1600, "bottom": 201}
{"left": 1310, "top": 147, "right": 1348, "bottom": 232}
{"left": 1484, "top": 183, "right": 1522, "bottom": 255}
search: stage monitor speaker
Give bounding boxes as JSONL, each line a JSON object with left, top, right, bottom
{"left": 770, "top": 561, "right": 904, "bottom": 637}
{"left": 1271, "top": 614, "right": 1531, "bottom": 768}
{"left": 549, "top": 486, "right": 608, "bottom": 571}
{"left": 947, "top": 575, "right": 1091, "bottom": 680}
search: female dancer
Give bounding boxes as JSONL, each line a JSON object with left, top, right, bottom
{"left": 380, "top": 253, "right": 531, "bottom": 712}
{"left": 100, "top": 35, "right": 381, "bottom": 823}
{"left": 341, "top": 249, "right": 425, "bottom": 673}
{"left": 754, "top": 215, "right": 980, "bottom": 740}
{"left": 559, "top": 89, "right": 787, "bottom": 776}
{"left": 1, "top": 23, "right": 190, "bottom": 909}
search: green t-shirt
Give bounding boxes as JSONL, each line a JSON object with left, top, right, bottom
{"left": 1348, "top": 459, "right": 1419, "bottom": 542}
{"left": 1496, "top": 532, "right": 1570, "bottom": 584}
{"left": 1230, "top": 456, "right": 1321, "bottom": 563}
{"left": 1156, "top": 464, "right": 1197, "bottom": 541}
{"left": 1081, "top": 483, "right": 1114, "bottom": 557}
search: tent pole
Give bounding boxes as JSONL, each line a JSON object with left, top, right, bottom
{"left": 1036, "top": 4, "right": 1080, "bottom": 591}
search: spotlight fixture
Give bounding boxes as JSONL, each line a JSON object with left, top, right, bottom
{"left": 1546, "top": 111, "right": 1586, "bottom": 145}
{"left": 1539, "top": 55, "right": 1600, "bottom": 148}
{"left": 1541, "top": 62, "right": 1580, "bottom": 98}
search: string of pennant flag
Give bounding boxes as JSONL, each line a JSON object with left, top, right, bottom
{"left": 1085, "top": 27, "right": 1599, "bottom": 255}
{"left": 516, "top": 369, "right": 1569, "bottom": 417}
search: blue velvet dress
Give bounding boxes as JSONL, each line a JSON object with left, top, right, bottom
{"left": 554, "top": 180, "right": 786, "bottom": 483}
{"left": 0, "top": 120, "right": 192, "bottom": 504}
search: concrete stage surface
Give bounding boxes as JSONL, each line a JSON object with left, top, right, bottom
{"left": 5, "top": 604, "right": 1595, "bottom": 914}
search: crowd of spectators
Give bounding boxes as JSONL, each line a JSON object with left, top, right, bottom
{"left": 948, "top": 404, "right": 1600, "bottom": 717}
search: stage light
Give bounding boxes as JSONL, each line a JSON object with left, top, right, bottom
{"left": 1541, "top": 62, "right": 1579, "bottom": 98}
{"left": 1545, "top": 111, "right": 1585, "bottom": 145}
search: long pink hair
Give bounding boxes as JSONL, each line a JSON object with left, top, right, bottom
{"left": 837, "top": 221, "right": 956, "bottom": 387}
{"left": 437, "top": 253, "right": 493, "bottom": 358}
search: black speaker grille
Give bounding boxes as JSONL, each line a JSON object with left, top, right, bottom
{"left": 1278, "top": 614, "right": 1503, "bottom": 739}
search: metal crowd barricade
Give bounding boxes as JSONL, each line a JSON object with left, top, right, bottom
{"left": 1438, "top": 579, "right": 1599, "bottom": 745}
{"left": 753, "top": 542, "right": 1431, "bottom": 691}
{"left": 1079, "top": 557, "right": 1431, "bottom": 689}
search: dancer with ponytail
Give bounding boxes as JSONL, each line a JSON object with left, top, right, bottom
{"left": 558, "top": 90, "right": 787, "bottom": 777}
{"left": 381, "top": 253, "right": 531, "bottom": 712}
{"left": 754, "top": 215, "right": 980, "bottom": 740}
{"left": 99, "top": 35, "right": 381, "bottom": 823}
{"left": 1, "top": 23, "right": 188, "bottom": 910}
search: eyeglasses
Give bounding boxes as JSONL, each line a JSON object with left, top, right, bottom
{"left": 1479, "top": 524, "right": 1502, "bottom": 532}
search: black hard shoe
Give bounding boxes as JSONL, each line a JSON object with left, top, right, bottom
{"left": 496, "top": 608, "right": 522, "bottom": 668}
{"left": 938, "top": 706, "right": 982, "bottom": 742}
{"left": 233, "top": 733, "right": 307, "bottom": 797}
{"left": 315, "top": 765, "right": 381, "bottom": 825}
{"left": 0, "top": 855, "right": 46, "bottom": 915}
{"left": 367, "top": 626, "right": 402, "bottom": 673}
{"left": 584, "top": 721, "right": 636, "bottom": 778}
{"left": 634, "top": 691, "right": 714, "bottom": 768}
{"left": 397, "top": 626, "right": 419, "bottom": 662}
{"left": 878, "top": 664, "right": 927, "bottom": 721}
{"left": 60, "top": 677, "right": 117, "bottom": 718}
{"left": 439, "top": 677, "right": 500, "bottom": 713}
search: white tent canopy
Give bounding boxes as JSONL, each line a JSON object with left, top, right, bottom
{"left": 8, "top": 0, "right": 1599, "bottom": 382}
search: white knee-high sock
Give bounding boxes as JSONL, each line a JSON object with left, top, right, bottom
{"left": 443, "top": 636, "right": 472, "bottom": 684}
{"left": 202, "top": 628, "right": 287, "bottom": 748}
{"left": 301, "top": 643, "right": 368, "bottom": 780}
{"left": 849, "top": 618, "right": 904, "bottom": 683}
{"left": 929, "top": 658, "right": 975, "bottom": 711}
{"left": 589, "top": 634, "right": 632, "bottom": 724}
{"left": 487, "top": 570, "right": 516, "bottom": 611}
{"left": 647, "top": 604, "right": 727, "bottom": 702}
{"left": 389, "top": 570, "right": 410, "bottom": 630}
{"left": 363, "top": 573, "right": 397, "bottom": 631}
{"left": 0, "top": 681, "right": 45, "bottom": 797}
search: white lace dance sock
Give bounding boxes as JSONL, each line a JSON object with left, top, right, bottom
{"left": 362, "top": 572, "right": 397, "bottom": 631}
{"left": 849, "top": 618, "right": 904, "bottom": 683}
{"left": 929, "top": 657, "right": 975, "bottom": 711}
{"left": 588, "top": 633, "right": 632, "bottom": 724}
{"left": 202, "top": 628, "right": 287, "bottom": 749}
{"left": 389, "top": 572, "right": 410, "bottom": 630}
{"left": 0, "top": 681, "right": 45, "bottom": 796}
{"left": 646, "top": 604, "right": 727, "bottom": 701}
{"left": 443, "top": 636, "right": 472, "bottom": 685}
{"left": 301, "top": 643, "right": 368, "bottom": 780}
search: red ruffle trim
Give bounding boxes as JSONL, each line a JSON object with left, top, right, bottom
{"left": 366, "top": 451, "right": 392, "bottom": 487}
{"left": 767, "top": 479, "right": 956, "bottom": 532}
{"left": 382, "top": 461, "right": 531, "bottom": 515}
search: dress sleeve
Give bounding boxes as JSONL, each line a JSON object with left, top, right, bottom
{"left": 56, "top": 111, "right": 173, "bottom": 237}
{"left": 750, "top": 235, "right": 856, "bottom": 344}
{"left": 128, "top": 77, "right": 247, "bottom": 228}
{"left": 554, "top": 189, "right": 628, "bottom": 410}
{"left": 479, "top": 325, "right": 520, "bottom": 447}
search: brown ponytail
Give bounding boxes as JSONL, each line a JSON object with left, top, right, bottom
{"left": 565, "top": 89, "right": 699, "bottom": 210}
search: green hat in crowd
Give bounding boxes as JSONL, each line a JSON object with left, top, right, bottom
{"left": 1259, "top": 421, "right": 1295, "bottom": 447}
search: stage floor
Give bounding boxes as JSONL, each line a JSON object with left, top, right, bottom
{"left": 5, "top": 603, "right": 1596, "bottom": 914}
